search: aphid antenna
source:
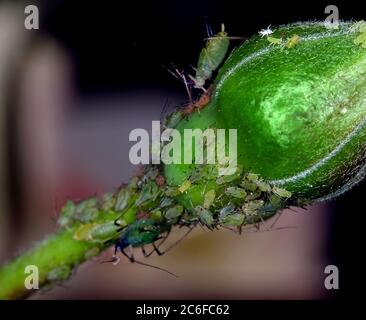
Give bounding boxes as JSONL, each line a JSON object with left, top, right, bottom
{"left": 257, "top": 214, "right": 270, "bottom": 232}
{"left": 159, "top": 98, "right": 170, "bottom": 123}
{"left": 203, "top": 36, "right": 247, "bottom": 41}
{"left": 161, "top": 63, "right": 193, "bottom": 102}
{"left": 205, "top": 19, "right": 214, "bottom": 38}
{"left": 132, "top": 259, "right": 178, "bottom": 278}
{"left": 124, "top": 245, "right": 178, "bottom": 278}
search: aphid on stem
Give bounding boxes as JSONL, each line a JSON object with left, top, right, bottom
{"left": 189, "top": 23, "right": 230, "bottom": 91}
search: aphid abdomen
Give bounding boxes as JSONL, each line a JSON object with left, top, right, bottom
{"left": 193, "top": 31, "right": 230, "bottom": 89}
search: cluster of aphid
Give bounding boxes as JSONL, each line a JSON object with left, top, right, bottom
{"left": 259, "top": 26, "right": 301, "bottom": 49}
{"left": 55, "top": 23, "right": 297, "bottom": 274}
{"left": 160, "top": 165, "right": 293, "bottom": 232}
{"left": 56, "top": 161, "right": 294, "bottom": 275}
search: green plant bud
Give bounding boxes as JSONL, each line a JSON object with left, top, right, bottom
{"left": 165, "top": 21, "right": 366, "bottom": 200}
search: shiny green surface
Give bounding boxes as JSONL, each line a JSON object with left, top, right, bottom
{"left": 165, "top": 22, "right": 366, "bottom": 199}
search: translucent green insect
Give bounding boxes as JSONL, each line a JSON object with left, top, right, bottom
{"left": 267, "top": 36, "right": 283, "bottom": 46}
{"left": 203, "top": 189, "right": 216, "bottom": 209}
{"left": 350, "top": 20, "right": 366, "bottom": 33}
{"left": 272, "top": 187, "right": 292, "bottom": 199}
{"left": 74, "top": 198, "right": 99, "bottom": 223}
{"left": 195, "top": 206, "right": 214, "bottom": 228}
{"left": 225, "top": 187, "right": 247, "bottom": 199}
{"left": 58, "top": 200, "right": 76, "bottom": 227}
{"left": 189, "top": 24, "right": 230, "bottom": 91}
{"left": 136, "top": 180, "right": 161, "bottom": 207}
{"left": 165, "top": 205, "right": 184, "bottom": 223}
{"left": 178, "top": 179, "right": 191, "bottom": 193}
{"left": 90, "top": 221, "right": 123, "bottom": 242}
{"left": 286, "top": 34, "right": 300, "bottom": 48}
{"left": 220, "top": 213, "right": 244, "bottom": 227}
{"left": 354, "top": 32, "right": 366, "bottom": 48}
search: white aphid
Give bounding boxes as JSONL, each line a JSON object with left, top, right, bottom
{"left": 259, "top": 25, "right": 273, "bottom": 37}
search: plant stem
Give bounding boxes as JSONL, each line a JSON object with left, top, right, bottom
{"left": 0, "top": 153, "right": 291, "bottom": 299}
{"left": 0, "top": 228, "right": 104, "bottom": 299}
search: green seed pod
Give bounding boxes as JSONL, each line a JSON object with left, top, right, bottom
{"left": 165, "top": 21, "right": 366, "bottom": 200}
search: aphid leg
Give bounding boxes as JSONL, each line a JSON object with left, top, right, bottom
{"left": 113, "top": 217, "right": 127, "bottom": 232}
{"left": 142, "top": 230, "right": 171, "bottom": 258}
{"left": 123, "top": 245, "right": 178, "bottom": 277}
{"left": 269, "top": 210, "right": 283, "bottom": 230}
{"left": 160, "top": 98, "right": 170, "bottom": 124}
{"left": 162, "top": 64, "right": 193, "bottom": 103}
{"left": 155, "top": 225, "right": 195, "bottom": 256}
{"left": 152, "top": 243, "right": 162, "bottom": 256}
{"left": 181, "top": 73, "right": 193, "bottom": 103}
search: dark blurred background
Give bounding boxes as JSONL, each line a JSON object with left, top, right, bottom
{"left": 0, "top": 0, "right": 365, "bottom": 299}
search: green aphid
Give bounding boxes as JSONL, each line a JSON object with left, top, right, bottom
{"left": 73, "top": 223, "right": 96, "bottom": 241}
{"left": 101, "top": 193, "right": 116, "bottom": 212}
{"left": 190, "top": 165, "right": 218, "bottom": 183}
{"left": 216, "top": 171, "right": 241, "bottom": 185}
{"left": 165, "top": 205, "right": 184, "bottom": 221}
{"left": 286, "top": 34, "right": 300, "bottom": 48}
{"left": 247, "top": 200, "right": 264, "bottom": 211}
{"left": 225, "top": 187, "right": 247, "bottom": 199}
{"left": 242, "top": 200, "right": 264, "bottom": 216}
{"left": 115, "top": 188, "right": 131, "bottom": 212}
{"left": 178, "top": 180, "right": 191, "bottom": 193}
{"left": 246, "top": 173, "right": 259, "bottom": 182}
{"left": 142, "top": 167, "right": 159, "bottom": 182}
{"left": 58, "top": 200, "right": 76, "bottom": 227}
{"left": 164, "top": 186, "right": 180, "bottom": 197}
{"left": 272, "top": 186, "right": 292, "bottom": 198}
{"left": 90, "top": 221, "right": 121, "bottom": 241}
{"left": 354, "top": 32, "right": 366, "bottom": 48}
{"left": 136, "top": 181, "right": 161, "bottom": 207}
{"left": 259, "top": 203, "right": 282, "bottom": 219}
{"left": 350, "top": 20, "right": 366, "bottom": 33}
{"left": 203, "top": 189, "right": 216, "bottom": 208}
{"left": 115, "top": 219, "right": 171, "bottom": 254}
{"left": 190, "top": 24, "right": 230, "bottom": 90}
{"left": 159, "top": 197, "right": 174, "bottom": 208}
{"left": 150, "top": 209, "right": 163, "bottom": 222}
{"left": 220, "top": 213, "right": 244, "bottom": 227}
{"left": 255, "top": 180, "right": 272, "bottom": 192}
{"left": 240, "top": 179, "right": 258, "bottom": 192}
{"left": 78, "top": 197, "right": 98, "bottom": 209}
{"left": 267, "top": 36, "right": 283, "bottom": 46}
{"left": 269, "top": 194, "right": 283, "bottom": 207}
{"left": 115, "top": 178, "right": 138, "bottom": 211}
{"left": 47, "top": 265, "right": 72, "bottom": 283}
{"left": 75, "top": 208, "right": 99, "bottom": 223}
{"left": 219, "top": 204, "right": 236, "bottom": 218}
{"left": 195, "top": 206, "right": 214, "bottom": 227}
{"left": 245, "top": 191, "right": 262, "bottom": 201}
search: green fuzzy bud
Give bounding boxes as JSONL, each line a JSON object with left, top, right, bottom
{"left": 165, "top": 21, "right": 366, "bottom": 200}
